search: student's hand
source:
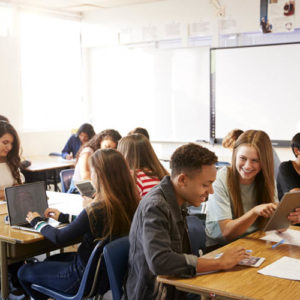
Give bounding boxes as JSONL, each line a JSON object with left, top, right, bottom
{"left": 82, "top": 196, "right": 93, "bottom": 208}
{"left": 44, "top": 208, "right": 61, "bottom": 221}
{"left": 252, "top": 203, "right": 277, "bottom": 218}
{"left": 288, "top": 207, "right": 300, "bottom": 224}
{"left": 66, "top": 154, "right": 73, "bottom": 160}
{"left": 219, "top": 247, "right": 249, "bottom": 270}
{"left": 26, "top": 211, "right": 41, "bottom": 223}
{"left": 290, "top": 188, "right": 300, "bottom": 193}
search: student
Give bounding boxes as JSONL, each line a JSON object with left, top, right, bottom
{"left": 222, "top": 129, "right": 244, "bottom": 150}
{"left": 277, "top": 132, "right": 300, "bottom": 199}
{"left": 68, "top": 129, "right": 121, "bottom": 193}
{"left": 128, "top": 127, "right": 150, "bottom": 140}
{"left": 222, "top": 128, "right": 281, "bottom": 178}
{"left": 126, "top": 143, "right": 249, "bottom": 300}
{"left": 0, "top": 121, "right": 24, "bottom": 200}
{"left": 118, "top": 134, "right": 168, "bottom": 197}
{"left": 62, "top": 123, "right": 95, "bottom": 160}
{"left": 206, "top": 130, "right": 278, "bottom": 248}
{"left": 18, "top": 148, "right": 139, "bottom": 299}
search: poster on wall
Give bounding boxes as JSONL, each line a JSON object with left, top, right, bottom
{"left": 260, "top": 0, "right": 295, "bottom": 33}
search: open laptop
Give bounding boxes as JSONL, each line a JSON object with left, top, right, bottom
{"left": 5, "top": 181, "right": 59, "bottom": 233}
{"left": 263, "top": 191, "right": 300, "bottom": 231}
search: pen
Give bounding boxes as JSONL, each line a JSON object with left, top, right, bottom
{"left": 272, "top": 239, "right": 285, "bottom": 249}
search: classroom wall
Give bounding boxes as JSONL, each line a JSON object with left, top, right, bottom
{"left": 1, "top": 0, "right": 299, "bottom": 158}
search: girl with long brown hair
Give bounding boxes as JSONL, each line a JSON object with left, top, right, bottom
{"left": 206, "top": 130, "right": 278, "bottom": 247}
{"left": 118, "top": 134, "right": 169, "bottom": 197}
{"left": 0, "top": 121, "right": 23, "bottom": 200}
{"left": 18, "top": 149, "right": 139, "bottom": 299}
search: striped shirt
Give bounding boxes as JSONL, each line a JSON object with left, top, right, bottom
{"left": 136, "top": 169, "right": 160, "bottom": 198}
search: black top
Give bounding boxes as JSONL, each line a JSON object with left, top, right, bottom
{"left": 277, "top": 160, "right": 300, "bottom": 200}
{"left": 31, "top": 208, "right": 104, "bottom": 267}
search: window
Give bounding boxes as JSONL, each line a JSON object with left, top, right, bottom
{"left": 20, "top": 12, "right": 83, "bottom": 131}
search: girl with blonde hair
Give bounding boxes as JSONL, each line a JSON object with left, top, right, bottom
{"left": 18, "top": 149, "right": 139, "bottom": 299}
{"left": 206, "top": 130, "right": 278, "bottom": 247}
{"left": 118, "top": 134, "right": 169, "bottom": 197}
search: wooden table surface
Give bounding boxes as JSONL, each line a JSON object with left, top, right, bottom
{"left": 24, "top": 155, "right": 75, "bottom": 172}
{"left": 158, "top": 227, "right": 300, "bottom": 300}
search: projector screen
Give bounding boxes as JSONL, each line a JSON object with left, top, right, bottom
{"left": 212, "top": 43, "right": 300, "bottom": 144}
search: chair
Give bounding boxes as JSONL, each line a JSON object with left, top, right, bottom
{"left": 186, "top": 215, "right": 206, "bottom": 256}
{"left": 60, "top": 168, "right": 75, "bottom": 193}
{"left": 31, "top": 239, "right": 109, "bottom": 300}
{"left": 103, "top": 236, "right": 129, "bottom": 300}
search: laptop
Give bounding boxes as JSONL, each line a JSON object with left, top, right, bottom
{"left": 5, "top": 181, "right": 59, "bottom": 233}
{"left": 263, "top": 191, "right": 300, "bottom": 231}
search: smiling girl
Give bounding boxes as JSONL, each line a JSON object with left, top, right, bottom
{"left": 206, "top": 130, "right": 277, "bottom": 248}
{"left": 0, "top": 121, "right": 23, "bottom": 200}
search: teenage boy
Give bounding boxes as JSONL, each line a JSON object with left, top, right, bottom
{"left": 126, "top": 143, "right": 249, "bottom": 300}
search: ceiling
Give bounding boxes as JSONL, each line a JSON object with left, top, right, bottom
{"left": 9, "top": 0, "right": 164, "bottom": 13}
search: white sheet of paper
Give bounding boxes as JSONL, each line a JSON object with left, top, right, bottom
{"left": 260, "top": 229, "right": 300, "bottom": 246}
{"left": 258, "top": 256, "right": 300, "bottom": 281}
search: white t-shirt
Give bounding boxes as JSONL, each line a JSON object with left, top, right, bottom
{"left": 205, "top": 166, "right": 277, "bottom": 247}
{"left": 72, "top": 147, "right": 94, "bottom": 182}
{"left": 0, "top": 162, "right": 24, "bottom": 189}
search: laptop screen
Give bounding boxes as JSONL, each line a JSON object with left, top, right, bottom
{"left": 5, "top": 182, "right": 48, "bottom": 226}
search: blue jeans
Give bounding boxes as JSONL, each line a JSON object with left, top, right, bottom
{"left": 18, "top": 252, "right": 85, "bottom": 300}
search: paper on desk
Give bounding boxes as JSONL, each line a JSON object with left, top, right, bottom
{"left": 258, "top": 256, "right": 300, "bottom": 281}
{"left": 260, "top": 229, "right": 300, "bottom": 246}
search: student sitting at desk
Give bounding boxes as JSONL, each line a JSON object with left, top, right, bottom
{"left": 125, "top": 143, "right": 249, "bottom": 300}
{"left": 68, "top": 129, "right": 121, "bottom": 193}
{"left": 0, "top": 121, "right": 24, "bottom": 200}
{"left": 277, "top": 132, "right": 300, "bottom": 199}
{"left": 118, "top": 134, "right": 169, "bottom": 197}
{"left": 206, "top": 130, "right": 278, "bottom": 248}
{"left": 18, "top": 148, "right": 139, "bottom": 300}
{"left": 62, "top": 123, "right": 95, "bottom": 160}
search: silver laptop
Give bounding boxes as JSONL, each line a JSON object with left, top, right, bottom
{"left": 5, "top": 182, "right": 59, "bottom": 233}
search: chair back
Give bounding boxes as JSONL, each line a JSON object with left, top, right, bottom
{"left": 103, "top": 236, "right": 129, "bottom": 300}
{"left": 31, "top": 239, "right": 109, "bottom": 300}
{"left": 60, "top": 168, "right": 74, "bottom": 193}
{"left": 186, "top": 215, "right": 206, "bottom": 256}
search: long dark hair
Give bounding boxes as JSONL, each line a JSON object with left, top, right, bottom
{"left": 77, "top": 123, "right": 95, "bottom": 140}
{"left": 87, "top": 149, "right": 139, "bottom": 239}
{"left": 118, "top": 134, "right": 169, "bottom": 180}
{"left": 0, "top": 121, "right": 22, "bottom": 184}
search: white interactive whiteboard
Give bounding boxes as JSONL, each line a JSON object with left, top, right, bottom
{"left": 89, "top": 46, "right": 210, "bottom": 141}
{"left": 212, "top": 43, "right": 300, "bottom": 143}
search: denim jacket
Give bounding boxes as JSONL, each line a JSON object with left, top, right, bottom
{"left": 125, "top": 176, "right": 197, "bottom": 300}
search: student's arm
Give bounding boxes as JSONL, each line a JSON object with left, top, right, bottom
{"left": 0, "top": 189, "right": 4, "bottom": 200}
{"left": 28, "top": 209, "right": 89, "bottom": 245}
{"left": 62, "top": 135, "right": 74, "bottom": 159}
{"left": 219, "top": 203, "right": 277, "bottom": 241}
{"left": 142, "top": 201, "right": 247, "bottom": 277}
{"left": 196, "top": 247, "right": 248, "bottom": 273}
{"left": 78, "top": 151, "right": 92, "bottom": 180}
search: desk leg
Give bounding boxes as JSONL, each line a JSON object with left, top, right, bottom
{"left": 0, "top": 241, "right": 8, "bottom": 299}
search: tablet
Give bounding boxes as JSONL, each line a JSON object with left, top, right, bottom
{"left": 263, "top": 191, "right": 300, "bottom": 232}
{"left": 75, "top": 180, "right": 96, "bottom": 198}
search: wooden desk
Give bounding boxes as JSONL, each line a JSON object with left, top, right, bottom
{"left": 23, "top": 156, "right": 75, "bottom": 191}
{"left": 158, "top": 227, "right": 300, "bottom": 300}
{"left": 0, "top": 192, "right": 83, "bottom": 299}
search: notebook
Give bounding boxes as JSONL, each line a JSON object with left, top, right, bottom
{"left": 263, "top": 191, "right": 300, "bottom": 232}
{"left": 5, "top": 182, "right": 59, "bottom": 233}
